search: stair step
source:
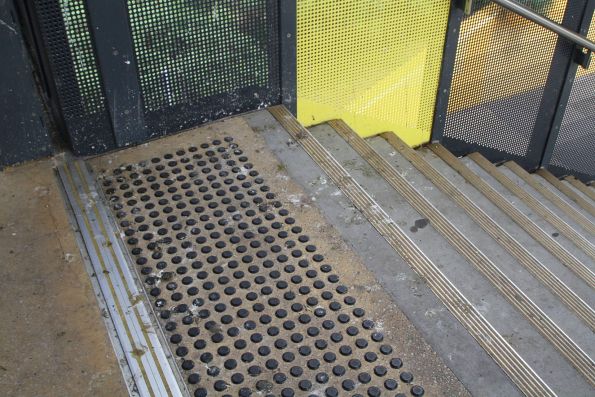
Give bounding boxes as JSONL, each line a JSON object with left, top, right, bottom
{"left": 428, "top": 145, "right": 595, "bottom": 288}
{"left": 466, "top": 154, "right": 595, "bottom": 260}
{"left": 536, "top": 169, "right": 595, "bottom": 217}
{"left": 246, "top": 111, "right": 514, "bottom": 397}
{"left": 372, "top": 133, "right": 595, "bottom": 329}
{"left": 566, "top": 176, "right": 595, "bottom": 202}
{"left": 502, "top": 162, "right": 595, "bottom": 234}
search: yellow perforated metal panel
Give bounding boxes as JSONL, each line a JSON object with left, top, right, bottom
{"left": 296, "top": 1, "right": 451, "bottom": 146}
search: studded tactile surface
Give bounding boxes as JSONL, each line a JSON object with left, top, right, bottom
{"left": 92, "top": 116, "right": 469, "bottom": 397}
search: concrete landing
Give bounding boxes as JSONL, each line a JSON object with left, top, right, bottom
{"left": 0, "top": 160, "right": 127, "bottom": 396}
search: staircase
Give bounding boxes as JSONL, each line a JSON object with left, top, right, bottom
{"left": 266, "top": 106, "right": 595, "bottom": 397}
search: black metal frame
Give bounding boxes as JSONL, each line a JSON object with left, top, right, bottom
{"left": 0, "top": 0, "right": 52, "bottom": 166}
{"left": 25, "top": 0, "right": 296, "bottom": 156}
{"left": 85, "top": 0, "right": 146, "bottom": 147}
{"left": 431, "top": 0, "right": 466, "bottom": 144}
{"left": 541, "top": 0, "right": 595, "bottom": 181}
{"left": 28, "top": 0, "right": 117, "bottom": 156}
{"left": 432, "top": 0, "right": 593, "bottom": 174}
{"left": 279, "top": 0, "right": 297, "bottom": 115}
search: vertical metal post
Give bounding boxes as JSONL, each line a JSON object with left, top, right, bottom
{"left": 540, "top": 0, "right": 595, "bottom": 170}
{"left": 278, "top": 0, "right": 297, "bottom": 115}
{"left": 524, "top": 0, "right": 590, "bottom": 170}
{"left": 430, "top": 0, "right": 466, "bottom": 142}
{"left": 86, "top": 0, "right": 147, "bottom": 147}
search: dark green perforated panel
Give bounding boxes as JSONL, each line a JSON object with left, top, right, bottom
{"left": 127, "top": 0, "right": 280, "bottom": 134}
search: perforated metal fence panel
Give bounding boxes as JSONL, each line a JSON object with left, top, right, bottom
{"left": 127, "top": 0, "right": 281, "bottom": 136}
{"left": 32, "top": 0, "right": 115, "bottom": 155}
{"left": 31, "top": 0, "right": 282, "bottom": 155}
{"left": 546, "top": 17, "right": 595, "bottom": 181}
{"left": 436, "top": 0, "right": 589, "bottom": 170}
{"left": 296, "top": 0, "right": 450, "bottom": 147}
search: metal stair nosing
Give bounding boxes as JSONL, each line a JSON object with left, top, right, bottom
{"left": 268, "top": 105, "right": 556, "bottom": 397}
{"left": 504, "top": 162, "right": 595, "bottom": 235}
{"left": 536, "top": 169, "right": 595, "bottom": 217}
{"left": 427, "top": 143, "right": 595, "bottom": 289}
{"left": 566, "top": 176, "right": 595, "bottom": 201}
{"left": 468, "top": 153, "right": 595, "bottom": 261}
{"left": 326, "top": 120, "right": 595, "bottom": 386}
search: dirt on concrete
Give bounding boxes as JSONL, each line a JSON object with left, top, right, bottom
{"left": 0, "top": 160, "right": 127, "bottom": 396}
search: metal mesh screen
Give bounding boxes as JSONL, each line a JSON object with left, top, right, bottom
{"left": 33, "top": 0, "right": 114, "bottom": 154}
{"left": 548, "top": 18, "right": 595, "bottom": 180}
{"left": 442, "top": 0, "right": 575, "bottom": 159}
{"left": 296, "top": 0, "right": 450, "bottom": 147}
{"left": 126, "top": 0, "right": 280, "bottom": 135}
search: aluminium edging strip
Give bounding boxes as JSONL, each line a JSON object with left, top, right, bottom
{"left": 55, "top": 168, "right": 141, "bottom": 397}
{"left": 59, "top": 161, "right": 184, "bottom": 397}
{"left": 77, "top": 161, "right": 187, "bottom": 397}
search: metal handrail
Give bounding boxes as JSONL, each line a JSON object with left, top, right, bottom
{"left": 491, "top": 0, "right": 595, "bottom": 53}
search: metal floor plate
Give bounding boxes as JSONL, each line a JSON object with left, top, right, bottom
{"left": 89, "top": 117, "right": 445, "bottom": 397}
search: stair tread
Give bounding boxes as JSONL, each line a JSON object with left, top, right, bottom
{"left": 534, "top": 170, "right": 595, "bottom": 219}
{"left": 460, "top": 156, "right": 595, "bottom": 267}
{"left": 501, "top": 163, "right": 595, "bottom": 235}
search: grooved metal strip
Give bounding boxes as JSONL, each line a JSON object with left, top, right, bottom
{"left": 469, "top": 153, "right": 595, "bottom": 260}
{"left": 505, "top": 162, "right": 595, "bottom": 234}
{"left": 430, "top": 144, "right": 595, "bottom": 289}
{"left": 382, "top": 133, "right": 595, "bottom": 332}
{"left": 269, "top": 106, "right": 556, "bottom": 397}
{"left": 537, "top": 169, "right": 595, "bottom": 217}
{"left": 328, "top": 120, "right": 595, "bottom": 385}
{"left": 58, "top": 162, "right": 185, "bottom": 397}
{"left": 566, "top": 176, "right": 595, "bottom": 201}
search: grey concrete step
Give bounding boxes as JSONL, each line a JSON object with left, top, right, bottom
{"left": 497, "top": 163, "right": 595, "bottom": 240}
{"left": 534, "top": 170, "right": 595, "bottom": 220}
{"left": 566, "top": 176, "right": 595, "bottom": 201}
{"left": 427, "top": 146, "right": 595, "bottom": 290}
{"left": 458, "top": 156, "right": 595, "bottom": 268}
{"left": 563, "top": 177, "right": 595, "bottom": 205}
{"left": 304, "top": 122, "right": 593, "bottom": 396}
{"left": 461, "top": 155, "right": 595, "bottom": 262}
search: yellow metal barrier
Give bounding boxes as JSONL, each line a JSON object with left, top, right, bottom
{"left": 296, "top": 0, "right": 451, "bottom": 147}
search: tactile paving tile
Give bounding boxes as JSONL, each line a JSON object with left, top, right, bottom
{"left": 99, "top": 136, "right": 426, "bottom": 397}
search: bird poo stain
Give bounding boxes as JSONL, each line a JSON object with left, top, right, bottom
{"left": 99, "top": 136, "right": 425, "bottom": 397}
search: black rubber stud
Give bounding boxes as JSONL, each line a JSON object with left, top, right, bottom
{"left": 316, "top": 372, "right": 329, "bottom": 384}
{"left": 384, "top": 378, "right": 398, "bottom": 390}
{"left": 325, "top": 387, "right": 339, "bottom": 397}
{"left": 342, "top": 379, "right": 355, "bottom": 391}
{"left": 281, "top": 388, "right": 294, "bottom": 397}
{"left": 400, "top": 371, "right": 414, "bottom": 383}
{"left": 299, "top": 380, "right": 312, "bottom": 391}
{"left": 194, "top": 388, "right": 207, "bottom": 397}
{"left": 390, "top": 357, "right": 403, "bottom": 369}
{"left": 411, "top": 385, "right": 425, "bottom": 396}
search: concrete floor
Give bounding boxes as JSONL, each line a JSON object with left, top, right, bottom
{"left": 0, "top": 160, "right": 127, "bottom": 396}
